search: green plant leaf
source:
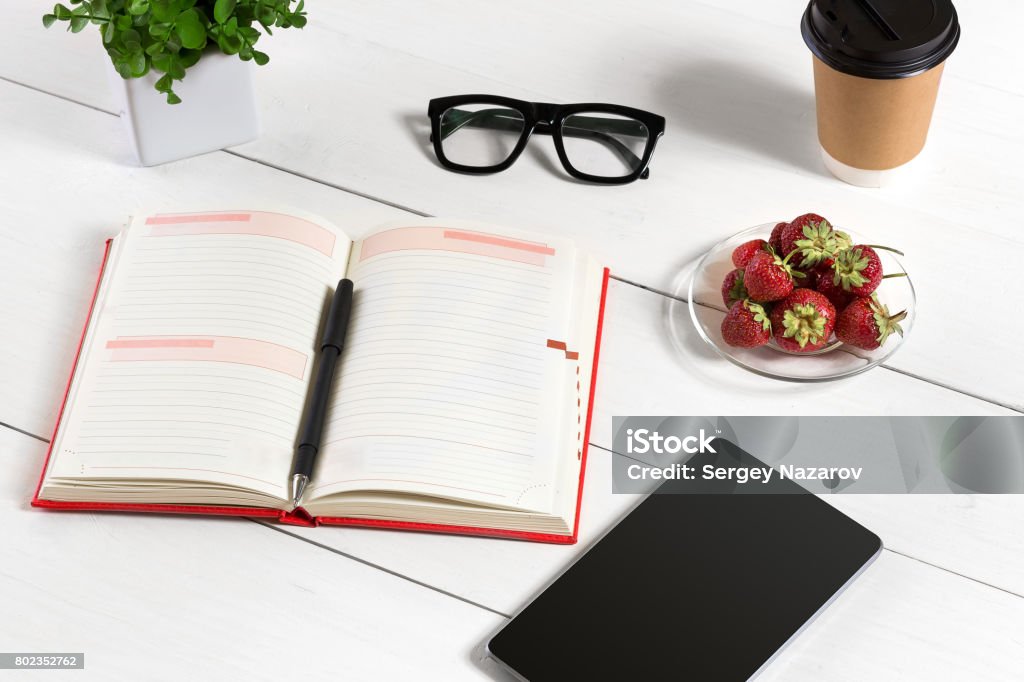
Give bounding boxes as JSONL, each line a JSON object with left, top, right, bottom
{"left": 122, "top": 28, "right": 141, "bottom": 51}
{"left": 179, "top": 48, "right": 201, "bottom": 68}
{"left": 152, "top": 54, "right": 173, "bottom": 73}
{"left": 218, "top": 32, "right": 242, "bottom": 54}
{"left": 174, "top": 8, "right": 207, "bottom": 49}
{"left": 89, "top": 0, "right": 111, "bottom": 20}
{"left": 168, "top": 58, "right": 186, "bottom": 79}
{"left": 232, "top": 4, "right": 253, "bottom": 24}
{"left": 258, "top": 7, "right": 276, "bottom": 26}
{"left": 165, "top": 32, "right": 182, "bottom": 53}
{"left": 45, "top": 0, "right": 308, "bottom": 106}
{"left": 213, "top": 0, "right": 236, "bottom": 24}
{"left": 150, "top": 0, "right": 175, "bottom": 22}
{"left": 127, "top": 51, "right": 147, "bottom": 76}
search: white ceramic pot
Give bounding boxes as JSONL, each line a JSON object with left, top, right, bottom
{"left": 108, "top": 50, "right": 260, "bottom": 166}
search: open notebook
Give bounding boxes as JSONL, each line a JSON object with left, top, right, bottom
{"left": 33, "top": 210, "right": 608, "bottom": 543}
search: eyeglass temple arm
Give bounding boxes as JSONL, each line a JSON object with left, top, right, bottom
{"left": 433, "top": 108, "right": 651, "bottom": 179}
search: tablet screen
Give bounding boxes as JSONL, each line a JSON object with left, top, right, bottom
{"left": 487, "top": 440, "right": 882, "bottom": 681}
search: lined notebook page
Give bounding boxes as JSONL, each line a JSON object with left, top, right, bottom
{"left": 47, "top": 210, "right": 350, "bottom": 500}
{"left": 308, "top": 222, "right": 582, "bottom": 512}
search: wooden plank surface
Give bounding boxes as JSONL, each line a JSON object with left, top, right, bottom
{"left": 1, "top": 78, "right": 1021, "bottom": 618}
{"left": 4, "top": 2, "right": 1023, "bottom": 411}
{"left": 0, "top": 427, "right": 506, "bottom": 681}
{"left": 5, "top": 427, "right": 1024, "bottom": 681}
{"left": 2, "top": 1, "right": 1024, "bottom": 678}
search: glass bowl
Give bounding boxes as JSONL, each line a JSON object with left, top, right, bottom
{"left": 669, "top": 222, "right": 916, "bottom": 382}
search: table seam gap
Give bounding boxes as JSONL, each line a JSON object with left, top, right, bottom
{"left": 611, "top": 274, "right": 1024, "bottom": 414}
{"left": 8, "top": 425, "right": 1022, "bottom": 607}
{"left": 251, "top": 518, "right": 513, "bottom": 618}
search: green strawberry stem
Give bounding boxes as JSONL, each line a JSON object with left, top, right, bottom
{"left": 782, "top": 303, "right": 827, "bottom": 348}
{"left": 870, "top": 298, "right": 908, "bottom": 345}
{"left": 781, "top": 249, "right": 807, "bottom": 279}
{"left": 832, "top": 248, "right": 870, "bottom": 291}
{"left": 793, "top": 220, "right": 844, "bottom": 268}
{"left": 881, "top": 272, "right": 908, "bottom": 279}
{"left": 728, "top": 269, "right": 749, "bottom": 302}
{"left": 744, "top": 300, "right": 772, "bottom": 333}
{"left": 862, "top": 244, "right": 905, "bottom": 256}
{"left": 781, "top": 248, "right": 801, "bottom": 265}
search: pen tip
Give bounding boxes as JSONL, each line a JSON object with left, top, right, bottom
{"left": 291, "top": 474, "right": 307, "bottom": 508}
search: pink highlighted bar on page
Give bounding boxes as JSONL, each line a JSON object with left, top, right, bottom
{"left": 442, "top": 230, "right": 556, "bottom": 255}
{"left": 146, "top": 213, "right": 251, "bottom": 225}
{"left": 145, "top": 211, "right": 337, "bottom": 257}
{"left": 107, "top": 338, "right": 215, "bottom": 349}
{"left": 359, "top": 227, "right": 555, "bottom": 266}
{"left": 105, "top": 336, "right": 307, "bottom": 379}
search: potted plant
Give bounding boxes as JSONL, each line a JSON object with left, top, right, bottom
{"left": 43, "top": 0, "right": 307, "bottom": 166}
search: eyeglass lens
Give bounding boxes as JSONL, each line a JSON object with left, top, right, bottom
{"left": 560, "top": 112, "right": 650, "bottom": 178}
{"left": 439, "top": 104, "right": 526, "bottom": 168}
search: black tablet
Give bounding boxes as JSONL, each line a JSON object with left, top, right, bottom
{"left": 487, "top": 440, "right": 882, "bottom": 681}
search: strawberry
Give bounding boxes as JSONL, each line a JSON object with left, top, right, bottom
{"left": 732, "top": 239, "right": 768, "bottom": 269}
{"left": 769, "top": 222, "right": 788, "bottom": 254}
{"left": 778, "top": 213, "right": 826, "bottom": 255}
{"left": 814, "top": 264, "right": 854, "bottom": 310}
{"left": 826, "top": 244, "right": 905, "bottom": 297}
{"left": 744, "top": 248, "right": 806, "bottom": 302}
{"left": 836, "top": 296, "right": 907, "bottom": 350}
{"left": 794, "top": 266, "right": 818, "bottom": 290}
{"left": 779, "top": 213, "right": 852, "bottom": 269}
{"left": 769, "top": 288, "right": 837, "bottom": 352}
{"left": 721, "top": 299, "right": 772, "bottom": 348}
{"left": 721, "top": 268, "right": 749, "bottom": 307}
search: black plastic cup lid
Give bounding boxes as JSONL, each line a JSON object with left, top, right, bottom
{"left": 801, "top": 0, "right": 960, "bottom": 79}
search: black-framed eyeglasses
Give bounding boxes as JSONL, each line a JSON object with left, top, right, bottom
{"left": 428, "top": 95, "right": 666, "bottom": 185}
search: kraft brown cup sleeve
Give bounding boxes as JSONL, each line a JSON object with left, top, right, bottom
{"left": 813, "top": 57, "right": 945, "bottom": 171}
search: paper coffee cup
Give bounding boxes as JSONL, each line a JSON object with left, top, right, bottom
{"left": 801, "top": 0, "right": 961, "bottom": 187}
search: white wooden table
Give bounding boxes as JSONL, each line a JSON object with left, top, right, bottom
{"left": 2, "top": 1, "right": 1023, "bottom": 680}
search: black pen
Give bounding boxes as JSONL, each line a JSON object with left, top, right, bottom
{"left": 291, "top": 279, "right": 354, "bottom": 507}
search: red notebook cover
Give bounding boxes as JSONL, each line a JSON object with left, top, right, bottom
{"left": 32, "top": 242, "right": 609, "bottom": 544}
